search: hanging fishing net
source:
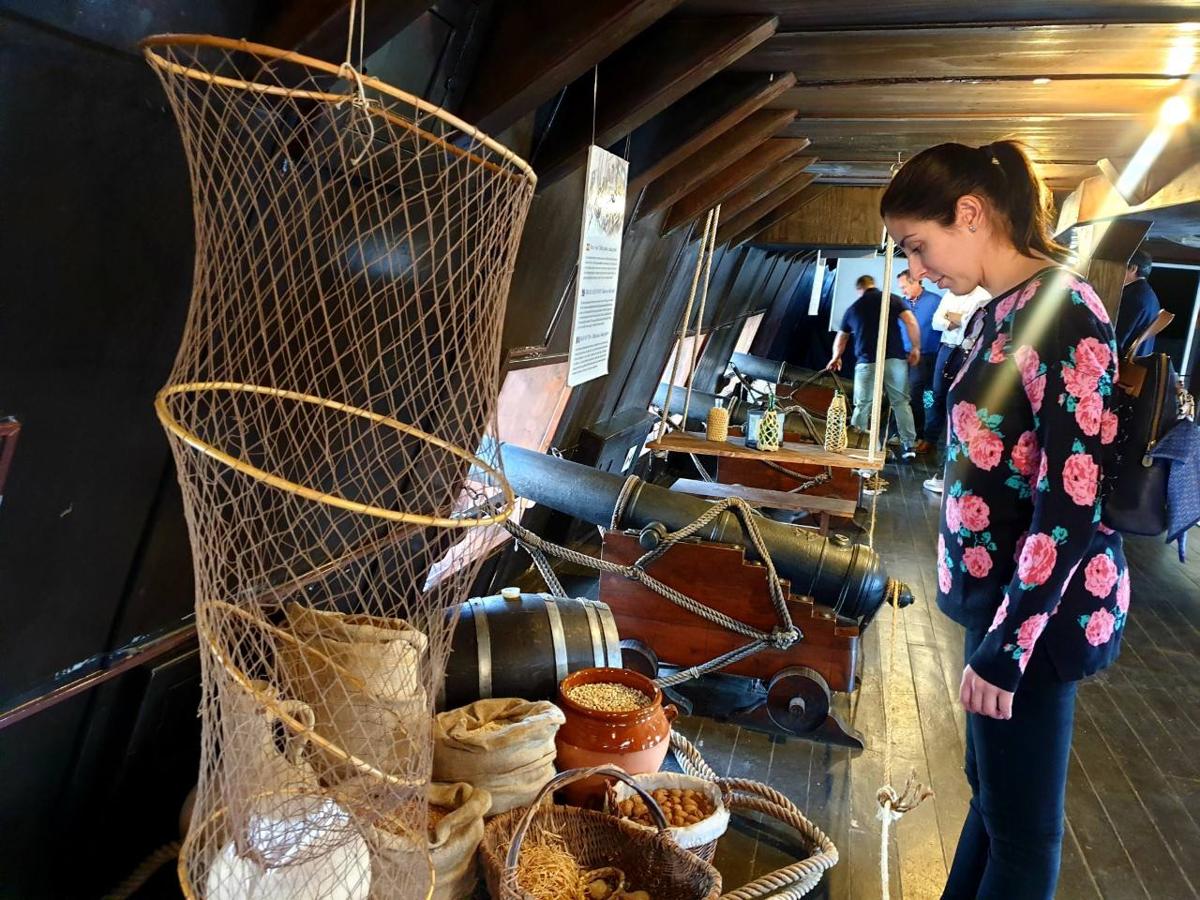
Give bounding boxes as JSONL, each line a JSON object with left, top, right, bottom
{"left": 143, "top": 35, "right": 536, "bottom": 899}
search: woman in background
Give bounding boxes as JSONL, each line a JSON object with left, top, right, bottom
{"left": 881, "top": 142, "right": 1129, "bottom": 900}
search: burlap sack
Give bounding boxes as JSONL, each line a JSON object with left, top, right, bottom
{"left": 223, "top": 679, "right": 318, "bottom": 792}
{"left": 432, "top": 699, "right": 564, "bottom": 814}
{"left": 277, "top": 604, "right": 428, "bottom": 781}
{"left": 221, "top": 679, "right": 320, "bottom": 841}
{"left": 339, "top": 779, "right": 491, "bottom": 900}
{"left": 428, "top": 781, "right": 491, "bottom": 900}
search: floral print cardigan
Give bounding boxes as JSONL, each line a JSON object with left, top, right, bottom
{"left": 938, "top": 267, "right": 1128, "bottom": 692}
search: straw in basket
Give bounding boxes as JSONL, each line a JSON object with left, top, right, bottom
{"left": 480, "top": 766, "right": 721, "bottom": 900}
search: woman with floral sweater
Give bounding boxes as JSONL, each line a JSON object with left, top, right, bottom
{"left": 881, "top": 141, "right": 1127, "bottom": 900}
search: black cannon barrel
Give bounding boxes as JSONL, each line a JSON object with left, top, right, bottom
{"left": 499, "top": 444, "right": 912, "bottom": 622}
{"left": 730, "top": 352, "right": 842, "bottom": 391}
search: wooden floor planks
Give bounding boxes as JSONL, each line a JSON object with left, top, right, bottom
{"left": 670, "top": 456, "right": 1200, "bottom": 899}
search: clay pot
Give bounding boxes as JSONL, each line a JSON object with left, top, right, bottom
{"left": 554, "top": 667, "right": 677, "bottom": 804}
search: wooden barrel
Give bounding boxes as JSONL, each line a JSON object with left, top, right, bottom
{"left": 439, "top": 592, "right": 622, "bottom": 711}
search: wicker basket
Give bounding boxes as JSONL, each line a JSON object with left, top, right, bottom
{"left": 669, "top": 732, "right": 839, "bottom": 899}
{"left": 607, "top": 772, "right": 730, "bottom": 864}
{"left": 479, "top": 766, "right": 721, "bottom": 900}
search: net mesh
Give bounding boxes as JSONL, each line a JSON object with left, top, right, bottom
{"left": 144, "top": 36, "right": 536, "bottom": 899}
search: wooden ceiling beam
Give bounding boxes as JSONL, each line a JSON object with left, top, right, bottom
{"left": 627, "top": 71, "right": 796, "bottom": 194}
{"left": 769, "top": 79, "right": 1185, "bottom": 120}
{"left": 786, "top": 116, "right": 1148, "bottom": 164}
{"left": 716, "top": 172, "right": 818, "bottom": 244}
{"left": 456, "top": 0, "right": 685, "bottom": 134}
{"left": 806, "top": 160, "right": 1098, "bottom": 190}
{"left": 266, "top": 0, "right": 434, "bottom": 62}
{"left": 534, "top": 15, "right": 779, "bottom": 186}
{"left": 730, "top": 184, "right": 833, "bottom": 246}
{"left": 662, "top": 138, "right": 811, "bottom": 234}
{"left": 715, "top": 155, "right": 818, "bottom": 221}
{"left": 638, "top": 108, "right": 796, "bottom": 217}
{"left": 732, "top": 23, "right": 1200, "bottom": 81}
{"left": 679, "top": 0, "right": 1200, "bottom": 29}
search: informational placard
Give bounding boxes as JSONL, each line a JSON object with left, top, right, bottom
{"left": 567, "top": 144, "right": 628, "bottom": 387}
{"left": 807, "top": 250, "right": 825, "bottom": 316}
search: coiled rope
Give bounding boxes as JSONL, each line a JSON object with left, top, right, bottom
{"left": 503, "top": 487, "right": 801, "bottom": 687}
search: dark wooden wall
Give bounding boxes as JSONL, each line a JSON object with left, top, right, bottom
{"left": 0, "top": 9, "right": 217, "bottom": 894}
{"left": 0, "top": 4, "right": 474, "bottom": 895}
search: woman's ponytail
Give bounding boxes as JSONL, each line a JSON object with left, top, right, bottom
{"left": 984, "top": 141, "right": 1069, "bottom": 263}
{"left": 881, "top": 140, "right": 1069, "bottom": 263}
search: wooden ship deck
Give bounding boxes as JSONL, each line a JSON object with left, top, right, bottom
{"left": 672, "top": 456, "right": 1200, "bottom": 900}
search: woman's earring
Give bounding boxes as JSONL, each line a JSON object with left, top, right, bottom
{"left": 968, "top": 224, "right": 977, "bottom": 233}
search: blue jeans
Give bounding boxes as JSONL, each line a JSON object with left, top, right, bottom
{"left": 852, "top": 359, "right": 916, "bottom": 446}
{"left": 942, "top": 629, "right": 1077, "bottom": 900}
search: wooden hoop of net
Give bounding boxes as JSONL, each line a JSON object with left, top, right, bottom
{"left": 145, "top": 34, "right": 535, "bottom": 898}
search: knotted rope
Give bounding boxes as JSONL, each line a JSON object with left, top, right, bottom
{"left": 865, "top": 470, "right": 933, "bottom": 899}
{"left": 659, "top": 207, "right": 719, "bottom": 442}
{"left": 503, "top": 486, "right": 801, "bottom": 687}
{"left": 335, "top": 0, "right": 377, "bottom": 166}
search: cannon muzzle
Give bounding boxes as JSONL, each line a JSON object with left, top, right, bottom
{"left": 500, "top": 443, "right": 913, "bottom": 622}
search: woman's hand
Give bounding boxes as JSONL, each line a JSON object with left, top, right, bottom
{"left": 960, "top": 665, "right": 1014, "bottom": 720}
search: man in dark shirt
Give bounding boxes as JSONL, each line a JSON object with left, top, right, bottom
{"left": 1115, "top": 248, "right": 1162, "bottom": 356}
{"left": 898, "top": 269, "right": 943, "bottom": 452}
{"left": 827, "top": 274, "right": 922, "bottom": 458}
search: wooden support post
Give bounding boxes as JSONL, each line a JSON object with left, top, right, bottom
{"left": 729, "top": 185, "right": 832, "bottom": 246}
{"left": 638, "top": 108, "right": 796, "bottom": 217}
{"left": 456, "top": 0, "right": 685, "bottom": 134}
{"left": 627, "top": 72, "right": 796, "bottom": 194}
{"left": 662, "top": 139, "right": 810, "bottom": 235}
{"left": 534, "top": 15, "right": 779, "bottom": 186}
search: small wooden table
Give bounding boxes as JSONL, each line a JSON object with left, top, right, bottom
{"left": 669, "top": 478, "right": 857, "bottom": 534}
{"left": 647, "top": 431, "right": 883, "bottom": 471}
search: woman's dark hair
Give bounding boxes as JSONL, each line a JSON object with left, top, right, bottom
{"left": 880, "top": 141, "right": 1069, "bottom": 263}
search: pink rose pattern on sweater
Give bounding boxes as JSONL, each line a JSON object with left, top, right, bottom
{"left": 938, "top": 270, "right": 1129, "bottom": 692}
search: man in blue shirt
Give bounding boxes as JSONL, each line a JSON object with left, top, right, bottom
{"left": 1115, "top": 248, "right": 1162, "bottom": 356}
{"left": 828, "top": 275, "right": 922, "bottom": 459}
{"left": 898, "top": 269, "right": 943, "bottom": 452}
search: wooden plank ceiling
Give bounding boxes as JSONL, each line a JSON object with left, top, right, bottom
{"left": 442, "top": 0, "right": 1198, "bottom": 246}
{"left": 679, "top": 1, "right": 1199, "bottom": 243}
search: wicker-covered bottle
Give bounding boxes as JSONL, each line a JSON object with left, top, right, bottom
{"left": 824, "top": 389, "right": 848, "bottom": 453}
{"left": 705, "top": 398, "right": 730, "bottom": 442}
{"left": 756, "top": 390, "right": 781, "bottom": 452}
